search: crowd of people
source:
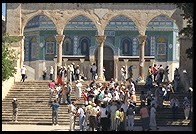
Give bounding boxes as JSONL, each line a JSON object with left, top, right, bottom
{"left": 17, "top": 62, "right": 192, "bottom": 131}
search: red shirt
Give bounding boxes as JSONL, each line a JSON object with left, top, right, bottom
{"left": 49, "top": 82, "right": 55, "bottom": 89}
{"left": 152, "top": 66, "right": 157, "bottom": 74}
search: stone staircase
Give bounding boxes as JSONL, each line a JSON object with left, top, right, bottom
{"left": 2, "top": 80, "right": 192, "bottom": 127}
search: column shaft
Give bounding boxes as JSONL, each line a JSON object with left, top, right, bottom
{"left": 138, "top": 35, "right": 147, "bottom": 81}
{"left": 55, "top": 35, "right": 65, "bottom": 71}
{"left": 96, "top": 35, "right": 106, "bottom": 81}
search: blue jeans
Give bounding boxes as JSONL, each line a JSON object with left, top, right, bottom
{"left": 66, "top": 94, "right": 71, "bottom": 105}
{"left": 79, "top": 116, "right": 85, "bottom": 131}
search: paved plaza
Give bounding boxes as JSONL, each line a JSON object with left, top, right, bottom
{"left": 2, "top": 124, "right": 192, "bottom": 131}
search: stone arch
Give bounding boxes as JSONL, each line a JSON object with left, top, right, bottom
{"left": 21, "top": 11, "right": 57, "bottom": 35}
{"left": 146, "top": 14, "right": 180, "bottom": 31}
{"left": 63, "top": 12, "right": 99, "bottom": 32}
{"left": 103, "top": 13, "right": 139, "bottom": 31}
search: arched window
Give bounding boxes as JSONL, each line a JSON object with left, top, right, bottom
{"left": 79, "top": 37, "right": 90, "bottom": 55}
{"left": 30, "top": 37, "right": 38, "bottom": 60}
{"left": 121, "top": 38, "right": 132, "bottom": 55}
{"left": 63, "top": 37, "right": 73, "bottom": 55}
{"left": 145, "top": 37, "right": 151, "bottom": 56}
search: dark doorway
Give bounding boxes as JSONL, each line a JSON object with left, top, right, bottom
{"left": 95, "top": 45, "right": 114, "bottom": 81}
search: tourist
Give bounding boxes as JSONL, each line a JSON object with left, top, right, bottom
{"left": 119, "top": 108, "right": 125, "bottom": 131}
{"left": 149, "top": 104, "right": 159, "bottom": 130}
{"left": 48, "top": 80, "right": 56, "bottom": 103}
{"left": 152, "top": 64, "right": 158, "bottom": 82}
{"left": 76, "top": 105, "right": 86, "bottom": 131}
{"left": 182, "top": 97, "right": 191, "bottom": 120}
{"left": 91, "top": 63, "right": 97, "bottom": 80}
{"left": 109, "top": 100, "right": 118, "bottom": 131}
{"left": 99, "top": 102, "right": 109, "bottom": 131}
{"left": 21, "top": 65, "right": 27, "bottom": 82}
{"left": 68, "top": 101, "right": 77, "bottom": 131}
{"left": 50, "top": 99, "right": 59, "bottom": 125}
{"left": 66, "top": 82, "right": 72, "bottom": 105}
{"left": 43, "top": 67, "right": 47, "bottom": 80}
{"left": 140, "top": 103, "right": 150, "bottom": 131}
{"left": 57, "top": 66, "right": 63, "bottom": 85}
{"left": 127, "top": 103, "right": 136, "bottom": 131}
{"left": 89, "top": 102, "right": 98, "bottom": 131}
{"left": 49, "top": 66, "right": 54, "bottom": 80}
{"left": 163, "top": 66, "right": 169, "bottom": 83}
{"left": 120, "top": 66, "right": 126, "bottom": 82}
{"left": 75, "top": 80, "right": 83, "bottom": 101}
{"left": 75, "top": 65, "right": 80, "bottom": 80}
{"left": 170, "top": 95, "right": 180, "bottom": 120}
{"left": 12, "top": 98, "right": 19, "bottom": 122}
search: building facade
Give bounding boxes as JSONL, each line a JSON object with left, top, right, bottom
{"left": 6, "top": 3, "right": 186, "bottom": 81}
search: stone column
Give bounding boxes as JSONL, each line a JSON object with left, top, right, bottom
{"left": 124, "top": 59, "right": 129, "bottom": 80}
{"left": 55, "top": 35, "right": 65, "bottom": 71}
{"left": 95, "top": 35, "right": 106, "bottom": 81}
{"left": 138, "top": 35, "right": 147, "bottom": 81}
{"left": 18, "top": 36, "right": 25, "bottom": 68}
{"left": 54, "top": 58, "right": 57, "bottom": 81}
{"left": 114, "top": 56, "right": 119, "bottom": 81}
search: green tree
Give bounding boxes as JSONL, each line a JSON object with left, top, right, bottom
{"left": 174, "top": 3, "right": 193, "bottom": 59}
{"left": 2, "top": 34, "right": 19, "bottom": 82}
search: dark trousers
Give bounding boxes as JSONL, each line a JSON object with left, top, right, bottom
{"left": 100, "top": 117, "right": 108, "bottom": 131}
{"left": 172, "top": 106, "right": 179, "bottom": 120}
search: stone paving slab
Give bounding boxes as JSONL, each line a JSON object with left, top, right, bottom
{"left": 2, "top": 124, "right": 192, "bottom": 131}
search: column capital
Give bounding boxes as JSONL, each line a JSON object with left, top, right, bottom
{"left": 95, "top": 35, "right": 106, "bottom": 45}
{"left": 137, "top": 35, "right": 147, "bottom": 44}
{"left": 123, "top": 59, "right": 129, "bottom": 63}
{"left": 55, "top": 35, "right": 65, "bottom": 44}
{"left": 80, "top": 58, "right": 85, "bottom": 63}
{"left": 18, "top": 36, "right": 25, "bottom": 40}
{"left": 63, "top": 58, "right": 68, "bottom": 62}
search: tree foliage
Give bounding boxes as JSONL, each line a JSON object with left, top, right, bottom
{"left": 174, "top": 3, "right": 193, "bottom": 59}
{"left": 2, "top": 34, "right": 19, "bottom": 82}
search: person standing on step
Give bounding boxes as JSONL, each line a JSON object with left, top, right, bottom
{"left": 68, "top": 101, "right": 77, "bottom": 131}
{"left": 50, "top": 99, "right": 59, "bottom": 125}
{"left": 140, "top": 103, "right": 150, "bottom": 131}
{"left": 182, "top": 97, "right": 191, "bottom": 120}
{"left": 120, "top": 66, "right": 126, "bottom": 82}
{"left": 127, "top": 103, "right": 136, "bottom": 131}
{"left": 21, "top": 65, "right": 27, "bottom": 82}
{"left": 48, "top": 80, "right": 56, "bottom": 104}
{"left": 43, "top": 67, "right": 47, "bottom": 80}
{"left": 49, "top": 66, "right": 54, "bottom": 80}
{"left": 149, "top": 103, "right": 159, "bottom": 130}
{"left": 66, "top": 81, "right": 72, "bottom": 105}
{"left": 91, "top": 63, "right": 97, "bottom": 80}
{"left": 12, "top": 98, "right": 19, "bottom": 122}
{"left": 170, "top": 95, "right": 180, "bottom": 120}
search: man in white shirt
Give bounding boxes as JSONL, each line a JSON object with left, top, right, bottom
{"left": 91, "top": 63, "right": 97, "bottom": 80}
{"left": 21, "top": 65, "right": 27, "bottom": 82}
{"left": 68, "top": 101, "right": 77, "bottom": 131}
{"left": 77, "top": 105, "right": 86, "bottom": 131}
{"left": 109, "top": 101, "right": 118, "bottom": 131}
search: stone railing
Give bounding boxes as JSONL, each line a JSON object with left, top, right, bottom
{"left": 2, "top": 68, "right": 21, "bottom": 100}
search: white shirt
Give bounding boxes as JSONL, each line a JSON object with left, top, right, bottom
{"left": 92, "top": 65, "right": 97, "bottom": 72}
{"left": 21, "top": 67, "right": 27, "bottom": 74}
{"left": 50, "top": 67, "right": 54, "bottom": 74}
{"left": 100, "top": 107, "right": 107, "bottom": 118}
{"left": 77, "top": 107, "right": 85, "bottom": 118}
